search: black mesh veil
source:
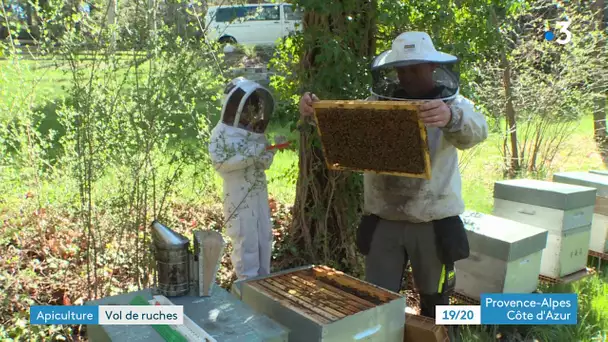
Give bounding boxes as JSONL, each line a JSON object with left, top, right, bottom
{"left": 221, "top": 79, "right": 275, "bottom": 134}
{"left": 237, "top": 88, "right": 274, "bottom": 134}
{"left": 370, "top": 52, "right": 460, "bottom": 102}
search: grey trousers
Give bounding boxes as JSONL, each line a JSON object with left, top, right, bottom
{"left": 364, "top": 218, "right": 460, "bottom": 340}
{"left": 364, "top": 218, "right": 452, "bottom": 296}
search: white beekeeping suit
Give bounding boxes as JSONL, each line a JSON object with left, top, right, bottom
{"left": 208, "top": 77, "right": 279, "bottom": 280}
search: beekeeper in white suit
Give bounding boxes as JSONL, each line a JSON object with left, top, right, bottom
{"left": 209, "top": 77, "right": 286, "bottom": 280}
{"left": 298, "top": 32, "right": 488, "bottom": 341}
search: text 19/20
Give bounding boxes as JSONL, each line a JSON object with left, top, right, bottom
{"left": 435, "top": 305, "right": 481, "bottom": 325}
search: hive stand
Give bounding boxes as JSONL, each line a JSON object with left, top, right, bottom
{"left": 537, "top": 267, "right": 596, "bottom": 285}
{"left": 588, "top": 250, "right": 608, "bottom": 271}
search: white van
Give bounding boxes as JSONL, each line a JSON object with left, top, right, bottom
{"left": 205, "top": 3, "right": 303, "bottom": 46}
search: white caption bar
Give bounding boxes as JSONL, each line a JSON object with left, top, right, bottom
{"left": 98, "top": 305, "right": 184, "bottom": 325}
{"left": 435, "top": 305, "right": 481, "bottom": 325}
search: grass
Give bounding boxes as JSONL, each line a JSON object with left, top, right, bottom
{"left": 1, "top": 56, "right": 608, "bottom": 341}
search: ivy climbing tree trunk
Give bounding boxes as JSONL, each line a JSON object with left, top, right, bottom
{"left": 289, "top": 0, "right": 376, "bottom": 274}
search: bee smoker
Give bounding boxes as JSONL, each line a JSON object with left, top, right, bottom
{"left": 150, "top": 220, "right": 225, "bottom": 297}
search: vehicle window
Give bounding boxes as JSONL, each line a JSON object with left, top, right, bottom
{"left": 214, "top": 7, "right": 249, "bottom": 23}
{"left": 283, "top": 5, "right": 303, "bottom": 21}
{"left": 247, "top": 5, "right": 280, "bottom": 21}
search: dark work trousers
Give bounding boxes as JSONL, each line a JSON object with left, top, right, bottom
{"left": 364, "top": 218, "right": 460, "bottom": 341}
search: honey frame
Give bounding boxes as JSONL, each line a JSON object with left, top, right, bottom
{"left": 245, "top": 265, "right": 402, "bottom": 325}
{"left": 312, "top": 100, "right": 432, "bottom": 179}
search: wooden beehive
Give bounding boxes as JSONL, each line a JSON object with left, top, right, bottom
{"left": 232, "top": 265, "right": 407, "bottom": 342}
{"left": 404, "top": 314, "right": 449, "bottom": 342}
{"left": 312, "top": 100, "right": 431, "bottom": 179}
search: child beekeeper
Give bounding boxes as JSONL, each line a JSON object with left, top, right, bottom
{"left": 209, "top": 77, "right": 286, "bottom": 280}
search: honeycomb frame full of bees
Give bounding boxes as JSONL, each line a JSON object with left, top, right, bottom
{"left": 312, "top": 100, "right": 432, "bottom": 179}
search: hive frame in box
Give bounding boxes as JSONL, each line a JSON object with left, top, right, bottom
{"left": 312, "top": 100, "right": 432, "bottom": 179}
{"left": 232, "top": 264, "right": 406, "bottom": 342}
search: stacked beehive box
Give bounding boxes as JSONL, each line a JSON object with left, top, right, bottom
{"left": 589, "top": 170, "right": 608, "bottom": 176}
{"left": 454, "top": 211, "right": 548, "bottom": 299}
{"left": 232, "top": 265, "right": 406, "bottom": 342}
{"left": 553, "top": 171, "right": 608, "bottom": 254}
{"left": 492, "top": 179, "right": 596, "bottom": 279}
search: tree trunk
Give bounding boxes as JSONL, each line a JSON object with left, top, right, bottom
{"left": 503, "top": 60, "right": 520, "bottom": 176}
{"left": 290, "top": 0, "right": 376, "bottom": 274}
{"left": 592, "top": 0, "right": 607, "bottom": 163}
{"left": 107, "top": 0, "right": 118, "bottom": 49}
{"left": 490, "top": 5, "right": 519, "bottom": 176}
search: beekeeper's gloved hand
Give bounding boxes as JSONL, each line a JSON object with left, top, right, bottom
{"left": 274, "top": 135, "right": 287, "bottom": 145}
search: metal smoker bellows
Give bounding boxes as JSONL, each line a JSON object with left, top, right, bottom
{"left": 151, "top": 220, "right": 225, "bottom": 297}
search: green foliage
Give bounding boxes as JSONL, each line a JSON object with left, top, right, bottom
{"left": 470, "top": 0, "right": 608, "bottom": 175}
{"left": 1, "top": 0, "right": 607, "bottom": 340}
{"left": 1, "top": 0, "right": 226, "bottom": 339}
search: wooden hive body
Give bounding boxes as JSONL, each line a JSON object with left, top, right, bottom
{"left": 404, "top": 314, "right": 449, "bottom": 342}
{"left": 232, "top": 265, "right": 407, "bottom": 342}
{"left": 312, "top": 100, "right": 431, "bottom": 179}
{"left": 493, "top": 179, "right": 595, "bottom": 278}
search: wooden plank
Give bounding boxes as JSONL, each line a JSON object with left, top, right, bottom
{"left": 253, "top": 279, "right": 340, "bottom": 323}
{"left": 324, "top": 163, "right": 430, "bottom": 179}
{"left": 289, "top": 272, "right": 377, "bottom": 309}
{"left": 311, "top": 101, "right": 432, "bottom": 180}
{"left": 589, "top": 250, "right": 608, "bottom": 260}
{"left": 312, "top": 266, "right": 400, "bottom": 302}
{"left": 273, "top": 274, "right": 366, "bottom": 315}
{"left": 248, "top": 281, "right": 332, "bottom": 325}
{"left": 538, "top": 267, "right": 595, "bottom": 284}
{"left": 595, "top": 196, "right": 608, "bottom": 216}
{"left": 312, "top": 100, "right": 420, "bottom": 110}
{"left": 262, "top": 278, "right": 351, "bottom": 318}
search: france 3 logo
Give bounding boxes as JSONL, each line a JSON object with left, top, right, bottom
{"left": 543, "top": 19, "right": 572, "bottom": 45}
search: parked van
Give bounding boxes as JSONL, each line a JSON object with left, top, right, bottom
{"left": 205, "top": 3, "right": 303, "bottom": 46}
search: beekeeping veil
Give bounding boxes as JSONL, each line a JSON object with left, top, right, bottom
{"left": 371, "top": 32, "right": 460, "bottom": 102}
{"left": 221, "top": 77, "right": 274, "bottom": 134}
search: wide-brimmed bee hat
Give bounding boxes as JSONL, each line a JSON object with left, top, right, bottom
{"left": 370, "top": 31, "right": 460, "bottom": 102}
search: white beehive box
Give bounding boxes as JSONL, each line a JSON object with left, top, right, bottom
{"left": 553, "top": 171, "right": 608, "bottom": 253}
{"left": 589, "top": 170, "right": 608, "bottom": 176}
{"left": 455, "top": 212, "right": 548, "bottom": 299}
{"left": 493, "top": 179, "right": 596, "bottom": 279}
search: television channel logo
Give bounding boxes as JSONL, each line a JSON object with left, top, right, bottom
{"left": 544, "top": 20, "right": 572, "bottom": 45}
